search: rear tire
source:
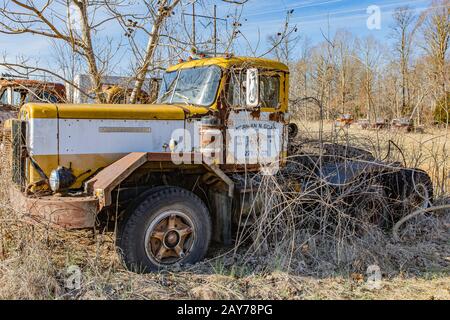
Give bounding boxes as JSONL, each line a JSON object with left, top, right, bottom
{"left": 354, "top": 185, "right": 392, "bottom": 228}
{"left": 117, "top": 186, "right": 211, "bottom": 273}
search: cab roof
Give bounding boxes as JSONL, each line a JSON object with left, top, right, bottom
{"left": 0, "top": 79, "right": 66, "bottom": 97}
{"left": 167, "top": 56, "right": 289, "bottom": 73}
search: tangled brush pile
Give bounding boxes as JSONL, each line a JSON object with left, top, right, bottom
{"left": 228, "top": 137, "right": 449, "bottom": 277}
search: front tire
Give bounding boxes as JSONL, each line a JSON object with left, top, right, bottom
{"left": 117, "top": 186, "right": 211, "bottom": 273}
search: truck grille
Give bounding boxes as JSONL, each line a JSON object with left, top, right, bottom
{"left": 11, "top": 120, "right": 27, "bottom": 190}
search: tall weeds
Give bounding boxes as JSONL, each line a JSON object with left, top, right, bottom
{"left": 230, "top": 124, "right": 449, "bottom": 277}
{"left": 0, "top": 123, "right": 448, "bottom": 299}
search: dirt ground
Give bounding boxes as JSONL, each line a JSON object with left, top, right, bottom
{"left": 0, "top": 122, "right": 448, "bottom": 300}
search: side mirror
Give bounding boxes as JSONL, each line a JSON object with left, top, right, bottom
{"left": 246, "top": 68, "right": 259, "bottom": 107}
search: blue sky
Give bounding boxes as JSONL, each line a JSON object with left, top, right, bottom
{"left": 0, "top": 0, "right": 436, "bottom": 74}
{"left": 229, "top": 0, "right": 433, "bottom": 53}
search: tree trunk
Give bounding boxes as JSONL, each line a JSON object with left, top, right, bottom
{"left": 75, "top": 0, "right": 103, "bottom": 103}
{"left": 130, "top": 0, "right": 181, "bottom": 104}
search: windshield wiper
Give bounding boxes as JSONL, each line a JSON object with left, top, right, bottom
{"left": 174, "top": 91, "right": 190, "bottom": 105}
{"left": 158, "top": 88, "right": 175, "bottom": 103}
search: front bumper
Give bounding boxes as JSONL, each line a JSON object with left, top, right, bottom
{"left": 9, "top": 186, "right": 98, "bottom": 229}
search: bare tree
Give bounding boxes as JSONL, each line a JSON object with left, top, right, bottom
{"left": 0, "top": 0, "right": 123, "bottom": 102}
{"left": 390, "top": 6, "right": 420, "bottom": 116}
{"left": 261, "top": 10, "right": 298, "bottom": 60}
{"left": 421, "top": 0, "right": 449, "bottom": 122}
{"left": 334, "top": 30, "right": 358, "bottom": 115}
{"left": 309, "top": 41, "right": 335, "bottom": 120}
{"left": 290, "top": 36, "right": 311, "bottom": 119}
{"left": 128, "top": 0, "right": 181, "bottom": 104}
{"left": 285, "top": 2, "right": 446, "bottom": 126}
{"left": 357, "top": 36, "right": 383, "bottom": 122}
{"left": 50, "top": 40, "right": 83, "bottom": 103}
{"left": 266, "top": 10, "right": 300, "bottom": 64}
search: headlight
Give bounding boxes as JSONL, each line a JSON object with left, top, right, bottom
{"left": 49, "top": 166, "right": 76, "bottom": 193}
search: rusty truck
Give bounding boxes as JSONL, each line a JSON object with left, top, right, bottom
{"left": 0, "top": 78, "right": 66, "bottom": 126}
{"left": 3, "top": 56, "right": 433, "bottom": 272}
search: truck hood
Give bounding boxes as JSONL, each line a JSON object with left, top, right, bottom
{"left": 21, "top": 103, "right": 210, "bottom": 120}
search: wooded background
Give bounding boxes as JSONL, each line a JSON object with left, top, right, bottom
{"left": 0, "top": 0, "right": 448, "bottom": 124}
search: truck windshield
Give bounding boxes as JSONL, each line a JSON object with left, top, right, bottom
{"left": 158, "top": 66, "right": 221, "bottom": 106}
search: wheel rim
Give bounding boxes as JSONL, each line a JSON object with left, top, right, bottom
{"left": 410, "top": 183, "right": 430, "bottom": 209}
{"left": 144, "top": 210, "right": 195, "bottom": 265}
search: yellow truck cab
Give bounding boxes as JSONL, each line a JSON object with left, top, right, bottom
{"left": 6, "top": 56, "right": 291, "bottom": 272}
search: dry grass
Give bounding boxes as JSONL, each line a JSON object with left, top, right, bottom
{"left": 0, "top": 221, "right": 448, "bottom": 300}
{"left": 0, "top": 122, "right": 448, "bottom": 300}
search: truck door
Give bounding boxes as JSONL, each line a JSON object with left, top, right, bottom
{"left": 225, "top": 69, "right": 287, "bottom": 172}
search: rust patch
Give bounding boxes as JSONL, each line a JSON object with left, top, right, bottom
{"left": 147, "top": 152, "right": 173, "bottom": 162}
{"left": 147, "top": 152, "right": 202, "bottom": 163}
{"left": 269, "top": 111, "right": 283, "bottom": 122}
{"left": 86, "top": 152, "right": 206, "bottom": 210}
{"left": 10, "top": 186, "right": 97, "bottom": 229}
{"left": 250, "top": 109, "right": 260, "bottom": 119}
{"left": 85, "top": 152, "right": 148, "bottom": 209}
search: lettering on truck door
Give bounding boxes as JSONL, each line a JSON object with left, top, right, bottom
{"left": 225, "top": 70, "right": 284, "bottom": 168}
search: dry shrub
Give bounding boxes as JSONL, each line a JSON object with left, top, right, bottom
{"left": 0, "top": 147, "right": 60, "bottom": 298}
{"left": 0, "top": 231, "right": 62, "bottom": 299}
{"left": 0, "top": 123, "right": 448, "bottom": 299}
{"left": 227, "top": 123, "right": 450, "bottom": 277}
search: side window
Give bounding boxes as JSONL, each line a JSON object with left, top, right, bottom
{"left": 226, "top": 70, "right": 281, "bottom": 108}
{"left": 24, "top": 91, "right": 36, "bottom": 103}
{"left": 44, "top": 92, "right": 59, "bottom": 103}
{"left": 30, "top": 91, "right": 59, "bottom": 103}
{"left": 11, "top": 90, "right": 22, "bottom": 106}
{"left": 0, "top": 89, "right": 8, "bottom": 105}
{"left": 259, "top": 76, "right": 280, "bottom": 108}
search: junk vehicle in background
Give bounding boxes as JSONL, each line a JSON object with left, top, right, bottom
{"left": 71, "top": 74, "right": 160, "bottom": 104}
{"left": 3, "top": 55, "right": 434, "bottom": 272}
{"left": 335, "top": 114, "right": 354, "bottom": 128}
{"left": 391, "top": 117, "right": 414, "bottom": 132}
{"left": 0, "top": 77, "right": 65, "bottom": 127}
{"left": 0, "top": 75, "right": 159, "bottom": 147}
